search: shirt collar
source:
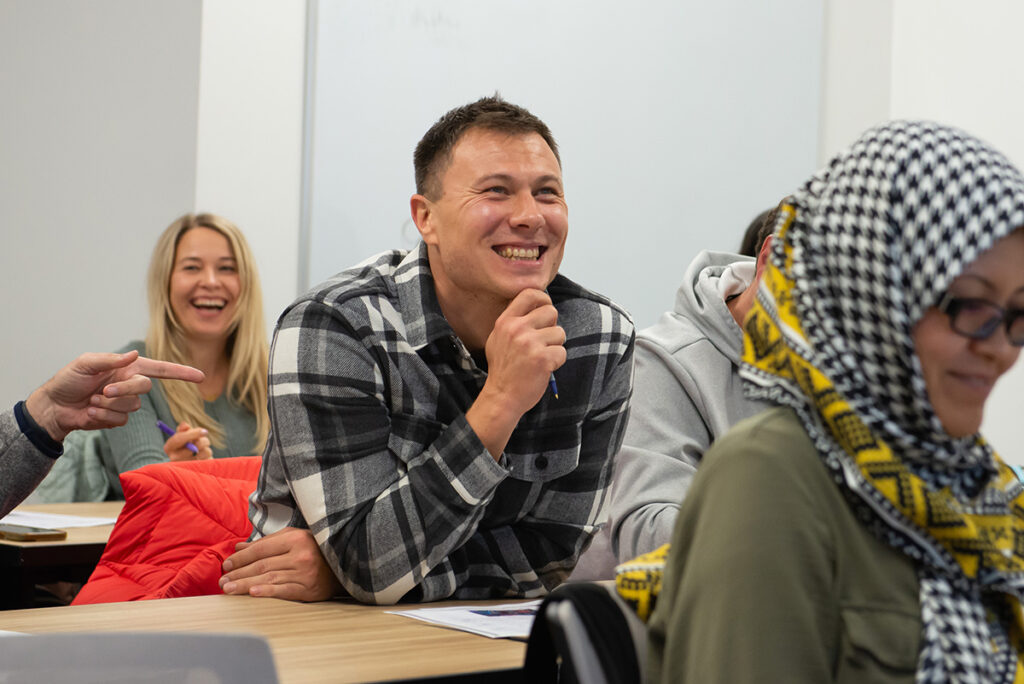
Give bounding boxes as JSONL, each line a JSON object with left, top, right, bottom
{"left": 395, "top": 242, "right": 458, "bottom": 351}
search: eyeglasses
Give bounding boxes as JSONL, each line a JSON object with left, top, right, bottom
{"left": 936, "top": 293, "right": 1024, "bottom": 347}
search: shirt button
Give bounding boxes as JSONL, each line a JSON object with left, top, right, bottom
{"left": 535, "top": 456, "right": 548, "bottom": 470}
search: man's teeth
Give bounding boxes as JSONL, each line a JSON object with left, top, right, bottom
{"left": 496, "top": 246, "right": 540, "bottom": 260}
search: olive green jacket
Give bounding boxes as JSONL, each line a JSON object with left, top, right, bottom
{"left": 648, "top": 406, "right": 921, "bottom": 683}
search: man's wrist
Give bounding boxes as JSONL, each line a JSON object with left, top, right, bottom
{"left": 465, "top": 384, "right": 524, "bottom": 461}
{"left": 478, "top": 382, "right": 528, "bottom": 425}
{"left": 14, "top": 398, "right": 65, "bottom": 459}
{"left": 24, "top": 386, "right": 69, "bottom": 441}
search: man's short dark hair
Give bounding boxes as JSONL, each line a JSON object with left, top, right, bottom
{"left": 739, "top": 204, "right": 780, "bottom": 257}
{"left": 414, "top": 95, "right": 561, "bottom": 200}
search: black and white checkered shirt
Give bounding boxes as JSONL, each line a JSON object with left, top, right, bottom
{"left": 249, "top": 244, "right": 634, "bottom": 604}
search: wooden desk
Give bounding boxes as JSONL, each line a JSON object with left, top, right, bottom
{"left": 0, "top": 502, "right": 123, "bottom": 610}
{"left": 0, "top": 594, "right": 527, "bottom": 683}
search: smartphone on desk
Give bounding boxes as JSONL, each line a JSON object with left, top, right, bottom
{"left": 0, "top": 523, "right": 68, "bottom": 541}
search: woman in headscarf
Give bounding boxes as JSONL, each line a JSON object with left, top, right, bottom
{"left": 647, "top": 121, "right": 1024, "bottom": 682}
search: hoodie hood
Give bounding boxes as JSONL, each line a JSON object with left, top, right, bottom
{"left": 649, "top": 250, "right": 755, "bottom": 364}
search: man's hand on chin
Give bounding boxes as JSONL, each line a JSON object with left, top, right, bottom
{"left": 466, "top": 288, "right": 567, "bottom": 460}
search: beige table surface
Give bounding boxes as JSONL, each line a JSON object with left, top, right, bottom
{"left": 0, "top": 593, "right": 528, "bottom": 683}
{"left": 0, "top": 501, "right": 125, "bottom": 547}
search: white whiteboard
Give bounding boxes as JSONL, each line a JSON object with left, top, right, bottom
{"left": 306, "top": 0, "right": 823, "bottom": 328}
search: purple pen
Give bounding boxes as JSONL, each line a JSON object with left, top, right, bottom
{"left": 156, "top": 419, "right": 199, "bottom": 454}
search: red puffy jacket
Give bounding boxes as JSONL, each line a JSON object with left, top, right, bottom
{"left": 74, "top": 456, "right": 260, "bottom": 605}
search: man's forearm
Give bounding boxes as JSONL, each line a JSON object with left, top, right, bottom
{"left": 283, "top": 413, "right": 509, "bottom": 604}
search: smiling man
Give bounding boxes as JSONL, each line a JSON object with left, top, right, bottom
{"left": 222, "top": 96, "right": 635, "bottom": 604}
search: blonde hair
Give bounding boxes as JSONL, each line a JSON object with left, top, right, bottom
{"left": 145, "top": 213, "right": 269, "bottom": 452}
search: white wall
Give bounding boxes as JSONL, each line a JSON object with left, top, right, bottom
{"left": 194, "top": 0, "right": 306, "bottom": 335}
{"left": 0, "top": 0, "right": 305, "bottom": 409}
{"left": 818, "top": 0, "right": 893, "bottom": 164}
{"left": 306, "top": 0, "right": 824, "bottom": 329}
{"left": 0, "top": 0, "right": 202, "bottom": 407}
{"left": 821, "top": 0, "right": 1024, "bottom": 461}
{"left": 5, "top": 1, "right": 1019, "bottom": 459}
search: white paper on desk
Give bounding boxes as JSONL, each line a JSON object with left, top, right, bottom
{"left": 387, "top": 600, "right": 541, "bottom": 639}
{"left": 0, "top": 511, "right": 117, "bottom": 528}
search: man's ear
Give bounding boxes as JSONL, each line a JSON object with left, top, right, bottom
{"left": 410, "top": 194, "right": 438, "bottom": 245}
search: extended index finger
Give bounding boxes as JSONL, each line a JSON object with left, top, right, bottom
{"left": 132, "top": 357, "right": 205, "bottom": 383}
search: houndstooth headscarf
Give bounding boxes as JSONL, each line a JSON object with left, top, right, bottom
{"left": 741, "top": 121, "right": 1024, "bottom": 682}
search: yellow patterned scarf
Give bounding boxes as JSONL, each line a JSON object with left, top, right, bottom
{"left": 615, "top": 544, "right": 669, "bottom": 623}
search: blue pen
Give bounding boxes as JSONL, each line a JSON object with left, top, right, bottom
{"left": 156, "top": 420, "right": 199, "bottom": 454}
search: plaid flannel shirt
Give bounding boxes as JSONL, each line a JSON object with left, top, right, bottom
{"left": 250, "top": 244, "right": 634, "bottom": 604}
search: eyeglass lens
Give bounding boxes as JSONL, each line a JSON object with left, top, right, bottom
{"left": 950, "top": 299, "right": 1024, "bottom": 345}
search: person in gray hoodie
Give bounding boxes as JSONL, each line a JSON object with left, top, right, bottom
{"left": 574, "top": 233, "right": 774, "bottom": 579}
